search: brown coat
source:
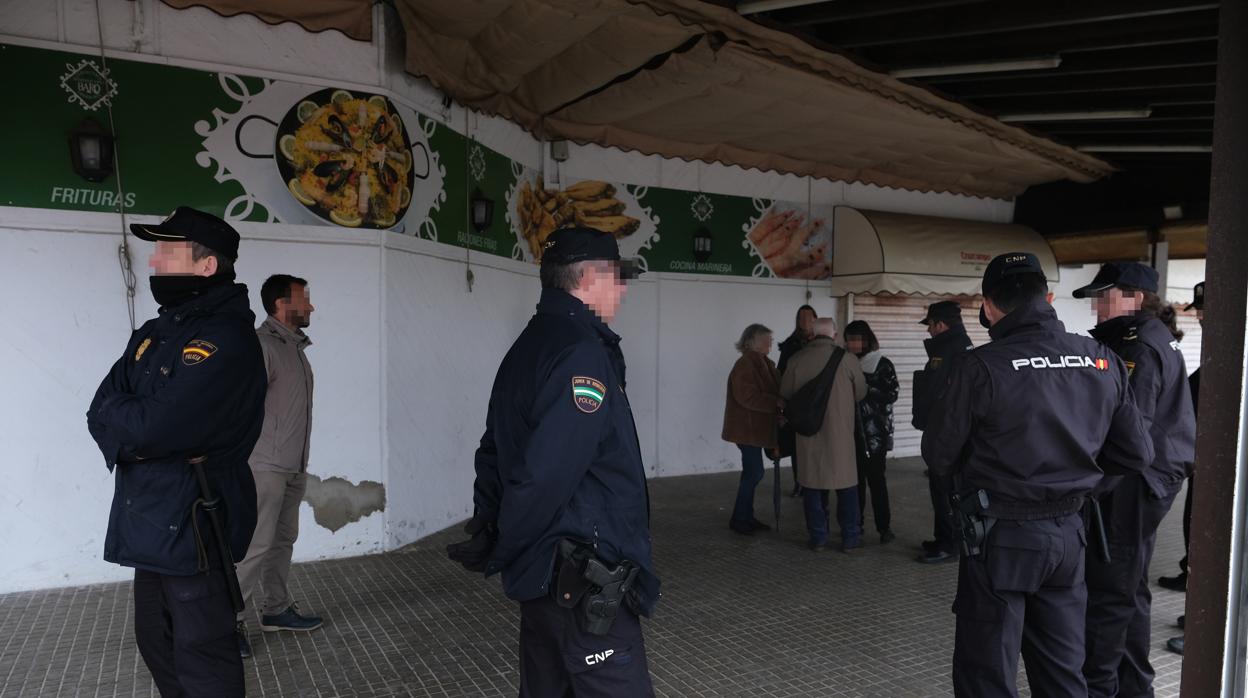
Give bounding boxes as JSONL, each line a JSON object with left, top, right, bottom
{"left": 780, "top": 337, "right": 867, "bottom": 490}
{"left": 722, "top": 351, "right": 781, "bottom": 449}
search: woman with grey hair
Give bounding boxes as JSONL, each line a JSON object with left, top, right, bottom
{"left": 721, "top": 323, "right": 783, "bottom": 535}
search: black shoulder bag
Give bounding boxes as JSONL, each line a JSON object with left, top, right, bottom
{"left": 784, "top": 346, "right": 846, "bottom": 437}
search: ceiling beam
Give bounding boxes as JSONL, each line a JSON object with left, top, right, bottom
{"left": 972, "top": 86, "right": 1216, "bottom": 113}
{"left": 848, "top": 10, "right": 1218, "bottom": 65}
{"left": 1038, "top": 120, "right": 1215, "bottom": 134}
{"left": 792, "top": 0, "right": 1218, "bottom": 47}
{"left": 918, "top": 40, "right": 1218, "bottom": 84}
{"left": 764, "top": 0, "right": 984, "bottom": 23}
{"left": 935, "top": 66, "right": 1217, "bottom": 98}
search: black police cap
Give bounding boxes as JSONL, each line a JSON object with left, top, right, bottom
{"left": 541, "top": 226, "right": 643, "bottom": 278}
{"left": 1071, "top": 261, "right": 1159, "bottom": 298}
{"left": 130, "top": 206, "right": 241, "bottom": 261}
{"left": 1185, "top": 281, "right": 1205, "bottom": 311}
{"left": 919, "top": 300, "right": 962, "bottom": 326}
{"left": 982, "top": 252, "right": 1047, "bottom": 296}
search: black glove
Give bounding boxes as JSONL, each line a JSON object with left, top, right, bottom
{"left": 446, "top": 516, "right": 497, "bottom": 573}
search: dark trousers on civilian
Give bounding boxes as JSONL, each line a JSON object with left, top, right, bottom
{"left": 731, "top": 445, "right": 765, "bottom": 524}
{"left": 803, "top": 486, "right": 861, "bottom": 548}
{"left": 856, "top": 450, "right": 891, "bottom": 534}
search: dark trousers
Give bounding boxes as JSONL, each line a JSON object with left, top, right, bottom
{"left": 1084, "top": 475, "right": 1181, "bottom": 698}
{"left": 133, "top": 565, "right": 245, "bottom": 697}
{"left": 856, "top": 450, "right": 891, "bottom": 533}
{"left": 952, "top": 514, "right": 1087, "bottom": 698}
{"left": 518, "top": 594, "right": 655, "bottom": 698}
{"left": 928, "top": 469, "right": 956, "bottom": 552}
{"left": 731, "top": 445, "right": 765, "bottom": 524}
{"left": 803, "top": 486, "right": 861, "bottom": 547}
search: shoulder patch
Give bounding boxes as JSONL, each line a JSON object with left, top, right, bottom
{"left": 572, "top": 376, "right": 607, "bottom": 414}
{"left": 182, "top": 339, "right": 219, "bottom": 366}
{"left": 134, "top": 338, "right": 151, "bottom": 362}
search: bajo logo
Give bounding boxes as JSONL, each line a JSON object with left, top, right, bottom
{"left": 1011, "top": 356, "right": 1106, "bottom": 371}
{"left": 585, "top": 649, "right": 615, "bottom": 666}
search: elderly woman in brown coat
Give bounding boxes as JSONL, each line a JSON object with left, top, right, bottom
{"left": 722, "top": 323, "right": 783, "bottom": 536}
{"left": 781, "top": 317, "right": 867, "bottom": 552}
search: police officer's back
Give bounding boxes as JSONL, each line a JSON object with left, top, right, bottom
{"left": 921, "top": 253, "right": 1153, "bottom": 698}
{"left": 1073, "top": 262, "right": 1196, "bottom": 697}
{"left": 86, "top": 207, "right": 265, "bottom": 697}
{"left": 448, "top": 227, "right": 659, "bottom": 697}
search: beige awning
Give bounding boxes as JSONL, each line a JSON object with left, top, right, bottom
{"left": 832, "top": 207, "right": 1059, "bottom": 296}
{"left": 160, "top": 0, "right": 1113, "bottom": 200}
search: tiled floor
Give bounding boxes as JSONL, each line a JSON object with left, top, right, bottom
{"left": 0, "top": 458, "right": 1187, "bottom": 697}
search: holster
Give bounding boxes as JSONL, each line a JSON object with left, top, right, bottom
{"left": 555, "top": 539, "right": 640, "bottom": 636}
{"left": 950, "top": 489, "right": 996, "bottom": 560}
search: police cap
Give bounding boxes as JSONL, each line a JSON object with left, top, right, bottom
{"left": 541, "top": 226, "right": 643, "bottom": 278}
{"left": 130, "top": 206, "right": 241, "bottom": 261}
{"left": 919, "top": 300, "right": 962, "bottom": 326}
{"left": 982, "top": 252, "right": 1046, "bottom": 296}
{"left": 1185, "top": 281, "right": 1205, "bottom": 311}
{"left": 1072, "top": 262, "right": 1159, "bottom": 298}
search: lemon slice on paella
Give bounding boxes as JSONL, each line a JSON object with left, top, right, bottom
{"left": 387, "top": 150, "right": 411, "bottom": 172}
{"left": 279, "top": 135, "right": 298, "bottom": 161}
{"left": 330, "top": 210, "right": 363, "bottom": 227}
{"left": 399, "top": 188, "right": 411, "bottom": 208}
{"left": 296, "top": 100, "right": 319, "bottom": 123}
{"left": 331, "top": 90, "right": 354, "bottom": 107}
{"left": 373, "top": 214, "right": 397, "bottom": 229}
{"left": 287, "top": 179, "right": 315, "bottom": 206}
{"left": 368, "top": 95, "right": 388, "bottom": 111}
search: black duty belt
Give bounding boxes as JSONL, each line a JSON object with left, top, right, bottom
{"left": 984, "top": 496, "right": 1085, "bottom": 521}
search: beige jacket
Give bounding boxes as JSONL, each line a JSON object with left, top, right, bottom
{"left": 780, "top": 336, "right": 867, "bottom": 491}
{"left": 248, "top": 317, "right": 314, "bottom": 473}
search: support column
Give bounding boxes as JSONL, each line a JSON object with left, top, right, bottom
{"left": 1182, "top": 1, "right": 1248, "bottom": 694}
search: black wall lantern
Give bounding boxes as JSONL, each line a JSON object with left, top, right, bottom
{"left": 693, "top": 226, "right": 714, "bottom": 263}
{"left": 470, "top": 188, "right": 494, "bottom": 233}
{"left": 69, "top": 117, "right": 115, "bottom": 183}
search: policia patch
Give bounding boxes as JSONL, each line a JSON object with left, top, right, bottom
{"left": 182, "top": 339, "right": 219, "bottom": 366}
{"left": 572, "top": 377, "right": 607, "bottom": 414}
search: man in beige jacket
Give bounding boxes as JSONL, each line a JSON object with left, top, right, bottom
{"left": 780, "top": 318, "right": 868, "bottom": 552}
{"left": 236, "top": 274, "right": 322, "bottom": 658}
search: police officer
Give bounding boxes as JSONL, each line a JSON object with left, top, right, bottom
{"left": 914, "top": 300, "right": 974, "bottom": 564}
{"left": 447, "top": 226, "right": 660, "bottom": 696}
{"left": 1166, "top": 280, "right": 1204, "bottom": 656}
{"left": 86, "top": 207, "right": 266, "bottom": 697}
{"left": 1075, "top": 263, "right": 1196, "bottom": 697}
{"left": 922, "top": 252, "right": 1153, "bottom": 697}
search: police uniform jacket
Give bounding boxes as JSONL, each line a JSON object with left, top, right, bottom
{"left": 472, "top": 289, "right": 660, "bottom": 615}
{"left": 1091, "top": 312, "right": 1197, "bottom": 497}
{"left": 87, "top": 281, "right": 266, "bottom": 575}
{"left": 911, "top": 325, "right": 974, "bottom": 431}
{"left": 921, "top": 300, "right": 1154, "bottom": 508}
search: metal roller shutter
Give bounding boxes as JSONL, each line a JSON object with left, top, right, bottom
{"left": 849, "top": 293, "right": 991, "bottom": 459}
{"left": 1175, "top": 308, "right": 1203, "bottom": 375}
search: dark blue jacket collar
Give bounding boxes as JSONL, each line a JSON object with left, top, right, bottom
{"left": 989, "top": 298, "right": 1065, "bottom": 341}
{"left": 537, "top": 289, "right": 620, "bottom": 345}
{"left": 924, "top": 323, "right": 972, "bottom": 358}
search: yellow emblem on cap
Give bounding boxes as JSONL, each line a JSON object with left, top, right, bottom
{"left": 135, "top": 338, "right": 151, "bottom": 362}
{"left": 1124, "top": 360, "right": 1136, "bottom": 376}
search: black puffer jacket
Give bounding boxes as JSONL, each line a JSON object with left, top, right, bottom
{"left": 856, "top": 351, "right": 899, "bottom": 456}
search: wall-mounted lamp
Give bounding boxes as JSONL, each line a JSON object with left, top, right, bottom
{"left": 693, "top": 226, "right": 713, "bottom": 263}
{"left": 69, "top": 117, "right": 114, "bottom": 182}
{"left": 470, "top": 188, "right": 494, "bottom": 233}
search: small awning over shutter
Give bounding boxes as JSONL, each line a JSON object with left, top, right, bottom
{"left": 831, "top": 207, "right": 1060, "bottom": 297}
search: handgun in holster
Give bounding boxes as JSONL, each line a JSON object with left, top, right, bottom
{"left": 950, "top": 489, "right": 995, "bottom": 560}
{"left": 555, "top": 539, "right": 641, "bottom": 636}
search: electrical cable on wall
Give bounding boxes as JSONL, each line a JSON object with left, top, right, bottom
{"left": 95, "top": 0, "right": 138, "bottom": 331}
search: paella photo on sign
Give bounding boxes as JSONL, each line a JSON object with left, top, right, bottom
{"left": 275, "top": 88, "right": 421, "bottom": 229}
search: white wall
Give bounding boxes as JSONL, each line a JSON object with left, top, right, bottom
{"left": 0, "top": 1, "right": 1026, "bottom": 591}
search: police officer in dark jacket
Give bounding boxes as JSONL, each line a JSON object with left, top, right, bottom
{"left": 922, "top": 252, "right": 1153, "bottom": 698}
{"left": 1075, "top": 262, "right": 1196, "bottom": 698}
{"left": 914, "top": 300, "right": 974, "bottom": 564}
{"left": 86, "top": 207, "right": 266, "bottom": 698}
{"left": 447, "top": 226, "right": 659, "bottom": 697}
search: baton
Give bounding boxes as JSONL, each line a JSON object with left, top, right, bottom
{"left": 191, "top": 458, "right": 246, "bottom": 614}
{"left": 1089, "top": 497, "right": 1112, "bottom": 564}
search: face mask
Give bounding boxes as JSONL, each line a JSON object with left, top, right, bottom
{"left": 979, "top": 305, "right": 991, "bottom": 329}
{"left": 149, "top": 273, "right": 232, "bottom": 308}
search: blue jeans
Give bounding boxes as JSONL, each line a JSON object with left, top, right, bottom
{"left": 731, "top": 445, "right": 765, "bottom": 523}
{"left": 803, "top": 486, "right": 862, "bottom": 548}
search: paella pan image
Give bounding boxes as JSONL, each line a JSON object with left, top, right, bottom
{"left": 275, "top": 88, "right": 425, "bottom": 229}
